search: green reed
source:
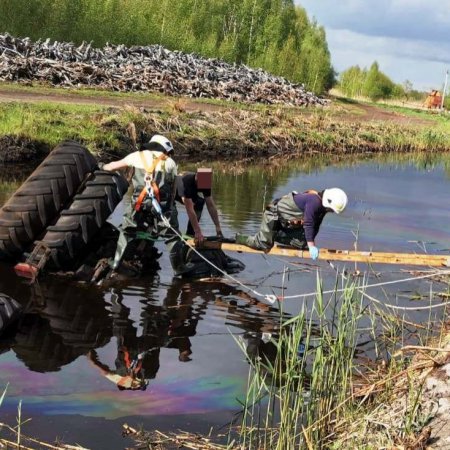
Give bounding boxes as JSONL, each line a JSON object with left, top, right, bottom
{"left": 233, "top": 269, "right": 450, "bottom": 449}
{"left": 233, "top": 272, "right": 364, "bottom": 449}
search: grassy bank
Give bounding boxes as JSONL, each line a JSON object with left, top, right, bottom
{"left": 0, "top": 84, "right": 449, "bottom": 164}
{"left": 231, "top": 272, "right": 447, "bottom": 449}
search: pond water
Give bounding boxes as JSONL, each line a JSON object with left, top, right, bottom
{"left": 0, "top": 153, "right": 449, "bottom": 449}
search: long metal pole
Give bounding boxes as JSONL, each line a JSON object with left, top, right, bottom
{"left": 441, "top": 70, "right": 448, "bottom": 110}
{"left": 188, "top": 240, "right": 450, "bottom": 267}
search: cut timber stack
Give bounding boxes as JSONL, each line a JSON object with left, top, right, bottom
{"left": 187, "top": 241, "right": 450, "bottom": 268}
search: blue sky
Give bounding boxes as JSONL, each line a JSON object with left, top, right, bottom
{"left": 297, "top": 0, "right": 450, "bottom": 92}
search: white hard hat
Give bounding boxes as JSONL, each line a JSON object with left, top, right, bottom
{"left": 149, "top": 134, "right": 174, "bottom": 154}
{"left": 322, "top": 188, "right": 348, "bottom": 214}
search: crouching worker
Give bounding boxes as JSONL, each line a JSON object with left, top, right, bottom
{"left": 167, "top": 168, "right": 246, "bottom": 278}
{"left": 235, "top": 188, "right": 348, "bottom": 260}
{"left": 103, "top": 134, "right": 178, "bottom": 270}
{"left": 174, "top": 168, "right": 223, "bottom": 245}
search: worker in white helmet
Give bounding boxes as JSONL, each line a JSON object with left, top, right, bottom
{"left": 235, "top": 188, "right": 348, "bottom": 260}
{"left": 103, "top": 134, "right": 178, "bottom": 270}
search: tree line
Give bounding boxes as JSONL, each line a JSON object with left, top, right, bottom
{"left": 0, "top": 0, "right": 334, "bottom": 94}
{"left": 338, "top": 62, "right": 433, "bottom": 104}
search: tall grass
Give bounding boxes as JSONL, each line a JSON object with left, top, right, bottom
{"left": 234, "top": 272, "right": 364, "bottom": 449}
{"left": 0, "top": 102, "right": 128, "bottom": 150}
{"left": 1, "top": 88, "right": 449, "bottom": 161}
{"left": 233, "top": 270, "right": 448, "bottom": 449}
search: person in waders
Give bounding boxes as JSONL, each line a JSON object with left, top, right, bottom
{"left": 87, "top": 348, "right": 150, "bottom": 391}
{"left": 235, "top": 188, "right": 348, "bottom": 260}
{"left": 173, "top": 168, "right": 223, "bottom": 245}
{"left": 103, "top": 134, "right": 178, "bottom": 271}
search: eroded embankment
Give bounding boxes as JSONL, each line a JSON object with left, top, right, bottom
{"left": 0, "top": 104, "right": 447, "bottom": 168}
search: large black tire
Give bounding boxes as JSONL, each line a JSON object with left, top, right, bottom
{"left": 39, "top": 170, "right": 129, "bottom": 270}
{"left": 0, "top": 293, "right": 22, "bottom": 336}
{"left": 0, "top": 141, "right": 97, "bottom": 259}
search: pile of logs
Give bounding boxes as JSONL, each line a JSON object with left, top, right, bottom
{"left": 0, "top": 33, "right": 327, "bottom": 107}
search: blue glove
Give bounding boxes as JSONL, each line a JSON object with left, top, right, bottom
{"left": 309, "top": 246, "right": 319, "bottom": 260}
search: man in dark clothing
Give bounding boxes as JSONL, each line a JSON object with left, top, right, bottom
{"left": 235, "top": 188, "right": 348, "bottom": 260}
{"left": 174, "top": 170, "right": 223, "bottom": 244}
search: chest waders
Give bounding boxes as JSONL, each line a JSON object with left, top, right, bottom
{"left": 239, "top": 192, "right": 312, "bottom": 251}
{"left": 111, "top": 153, "right": 171, "bottom": 270}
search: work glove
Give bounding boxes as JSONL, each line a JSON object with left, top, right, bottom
{"left": 309, "top": 245, "right": 319, "bottom": 260}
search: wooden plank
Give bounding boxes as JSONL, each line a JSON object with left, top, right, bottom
{"left": 186, "top": 240, "right": 450, "bottom": 267}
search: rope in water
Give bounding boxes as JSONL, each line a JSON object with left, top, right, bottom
{"left": 161, "top": 215, "right": 450, "bottom": 310}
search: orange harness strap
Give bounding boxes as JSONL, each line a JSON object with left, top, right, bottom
{"left": 123, "top": 348, "right": 143, "bottom": 375}
{"left": 134, "top": 152, "right": 168, "bottom": 212}
{"left": 135, "top": 189, "right": 148, "bottom": 212}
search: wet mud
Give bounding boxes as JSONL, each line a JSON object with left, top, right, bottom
{"left": 0, "top": 136, "right": 49, "bottom": 178}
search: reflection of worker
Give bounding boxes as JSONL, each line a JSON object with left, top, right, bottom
{"left": 87, "top": 291, "right": 162, "bottom": 391}
{"left": 174, "top": 169, "right": 223, "bottom": 244}
{"left": 103, "top": 135, "right": 178, "bottom": 270}
{"left": 236, "top": 188, "right": 348, "bottom": 260}
{"left": 162, "top": 279, "right": 203, "bottom": 362}
{"left": 87, "top": 349, "right": 149, "bottom": 391}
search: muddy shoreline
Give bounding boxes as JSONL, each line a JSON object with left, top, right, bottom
{"left": 0, "top": 82, "right": 448, "bottom": 169}
{"left": 0, "top": 131, "right": 440, "bottom": 171}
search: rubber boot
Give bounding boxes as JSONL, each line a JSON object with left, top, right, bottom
{"left": 235, "top": 233, "right": 250, "bottom": 245}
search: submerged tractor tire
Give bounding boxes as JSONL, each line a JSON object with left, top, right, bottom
{"left": 39, "top": 170, "right": 129, "bottom": 270}
{"left": 0, "top": 141, "right": 97, "bottom": 260}
{"left": 0, "top": 293, "right": 22, "bottom": 336}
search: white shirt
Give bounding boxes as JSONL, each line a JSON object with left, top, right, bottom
{"left": 123, "top": 150, "right": 177, "bottom": 173}
{"left": 123, "top": 150, "right": 177, "bottom": 188}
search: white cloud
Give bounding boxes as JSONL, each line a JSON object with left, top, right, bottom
{"left": 296, "top": 0, "right": 450, "bottom": 91}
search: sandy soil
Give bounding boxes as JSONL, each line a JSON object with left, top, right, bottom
{"left": 0, "top": 86, "right": 433, "bottom": 125}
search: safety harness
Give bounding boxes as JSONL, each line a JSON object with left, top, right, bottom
{"left": 122, "top": 347, "right": 143, "bottom": 375}
{"left": 134, "top": 151, "right": 168, "bottom": 212}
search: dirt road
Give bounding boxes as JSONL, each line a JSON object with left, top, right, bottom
{"left": 0, "top": 86, "right": 432, "bottom": 125}
{"left": 0, "top": 86, "right": 227, "bottom": 113}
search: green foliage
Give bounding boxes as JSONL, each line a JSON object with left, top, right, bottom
{"left": 444, "top": 96, "right": 450, "bottom": 110}
{"left": 339, "top": 65, "right": 365, "bottom": 97}
{"left": 0, "top": 102, "right": 125, "bottom": 149}
{"left": 339, "top": 62, "right": 406, "bottom": 101}
{"left": 362, "top": 62, "right": 395, "bottom": 101}
{"left": 0, "top": 0, "right": 334, "bottom": 94}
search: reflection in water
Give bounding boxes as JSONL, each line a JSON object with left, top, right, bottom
{"left": 211, "top": 151, "right": 450, "bottom": 229}
{"left": 0, "top": 274, "right": 112, "bottom": 372}
{"left": 0, "top": 266, "right": 286, "bottom": 388}
{"left": 1, "top": 153, "right": 450, "bottom": 445}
